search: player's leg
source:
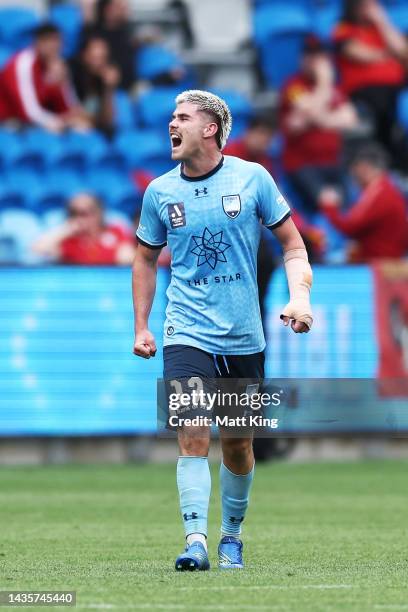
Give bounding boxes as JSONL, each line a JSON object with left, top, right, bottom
{"left": 216, "top": 351, "right": 264, "bottom": 569}
{"left": 218, "top": 435, "right": 254, "bottom": 569}
{"left": 163, "top": 345, "right": 216, "bottom": 571}
{"left": 175, "top": 425, "right": 211, "bottom": 571}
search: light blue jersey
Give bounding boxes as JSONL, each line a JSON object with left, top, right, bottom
{"left": 136, "top": 155, "right": 291, "bottom": 355}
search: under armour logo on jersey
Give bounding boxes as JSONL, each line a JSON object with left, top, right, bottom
{"left": 183, "top": 512, "right": 198, "bottom": 521}
{"left": 168, "top": 203, "right": 186, "bottom": 229}
{"left": 195, "top": 187, "right": 208, "bottom": 198}
{"left": 229, "top": 516, "right": 244, "bottom": 524}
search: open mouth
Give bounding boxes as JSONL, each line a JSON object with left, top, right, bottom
{"left": 171, "top": 134, "right": 182, "bottom": 149}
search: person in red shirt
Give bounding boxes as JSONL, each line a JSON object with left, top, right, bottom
{"left": 319, "top": 144, "right": 408, "bottom": 263}
{"left": 33, "top": 192, "right": 135, "bottom": 264}
{"left": 333, "top": 0, "right": 408, "bottom": 166}
{"left": 0, "top": 23, "right": 87, "bottom": 132}
{"left": 224, "top": 116, "right": 275, "bottom": 174}
{"left": 279, "top": 35, "right": 357, "bottom": 212}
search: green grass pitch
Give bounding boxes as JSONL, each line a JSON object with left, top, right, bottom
{"left": 1, "top": 460, "right": 408, "bottom": 611}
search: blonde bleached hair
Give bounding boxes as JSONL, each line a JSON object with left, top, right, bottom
{"left": 175, "top": 89, "right": 232, "bottom": 150}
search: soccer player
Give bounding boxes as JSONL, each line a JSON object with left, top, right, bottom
{"left": 132, "top": 90, "right": 313, "bottom": 571}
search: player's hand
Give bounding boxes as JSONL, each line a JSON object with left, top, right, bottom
{"left": 280, "top": 299, "right": 313, "bottom": 333}
{"left": 133, "top": 330, "right": 157, "bottom": 359}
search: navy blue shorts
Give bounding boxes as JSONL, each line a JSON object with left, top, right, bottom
{"left": 162, "top": 345, "right": 265, "bottom": 430}
{"left": 163, "top": 344, "right": 265, "bottom": 380}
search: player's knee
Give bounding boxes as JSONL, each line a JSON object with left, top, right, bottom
{"left": 178, "top": 426, "right": 210, "bottom": 456}
{"left": 222, "top": 438, "right": 253, "bottom": 470}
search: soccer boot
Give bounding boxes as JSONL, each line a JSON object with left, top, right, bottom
{"left": 175, "top": 541, "right": 210, "bottom": 571}
{"left": 218, "top": 536, "right": 244, "bottom": 569}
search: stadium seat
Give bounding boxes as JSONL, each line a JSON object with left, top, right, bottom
{"left": 0, "top": 129, "right": 25, "bottom": 170}
{"left": 50, "top": 2, "right": 83, "bottom": 57}
{"left": 26, "top": 168, "right": 85, "bottom": 212}
{"left": 136, "top": 44, "right": 184, "bottom": 82}
{"left": 212, "top": 89, "right": 253, "bottom": 137}
{"left": 0, "top": 208, "right": 43, "bottom": 263}
{"left": 137, "top": 87, "right": 179, "bottom": 130}
{"left": 383, "top": 2, "right": 408, "bottom": 32}
{"left": 0, "top": 44, "right": 12, "bottom": 68}
{"left": 114, "top": 90, "right": 137, "bottom": 131}
{"left": 6, "top": 168, "right": 48, "bottom": 210}
{"left": 52, "top": 130, "right": 112, "bottom": 171}
{"left": 42, "top": 207, "right": 65, "bottom": 229}
{"left": 0, "top": 7, "right": 39, "bottom": 51}
{"left": 254, "top": 4, "right": 311, "bottom": 88}
{"left": 85, "top": 168, "right": 141, "bottom": 216}
{"left": 114, "top": 129, "right": 172, "bottom": 176}
{"left": 397, "top": 89, "right": 408, "bottom": 132}
{"left": 21, "top": 127, "right": 65, "bottom": 170}
{"left": 310, "top": 0, "right": 342, "bottom": 41}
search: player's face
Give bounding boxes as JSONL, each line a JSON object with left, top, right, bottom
{"left": 169, "top": 102, "right": 210, "bottom": 161}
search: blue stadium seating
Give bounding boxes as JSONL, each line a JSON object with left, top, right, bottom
{"left": 254, "top": 0, "right": 310, "bottom": 6}
{"left": 6, "top": 168, "right": 48, "bottom": 211}
{"left": 0, "top": 7, "right": 39, "bottom": 51}
{"left": 0, "top": 129, "right": 25, "bottom": 170}
{"left": 42, "top": 207, "right": 65, "bottom": 229}
{"left": 253, "top": 4, "right": 312, "bottom": 87}
{"left": 53, "top": 130, "right": 112, "bottom": 171}
{"left": 114, "top": 129, "right": 171, "bottom": 175}
{"left": 85, "top": 168, "right": 141, "bottom": 216}
{"left": 0, "top": 44, "right": 12, "bottom": 69}
{"left": 212, "top": 89, "right": 253, "bottom": 137}
{"left": 22, "top": 128, "right": 65, "bottom": 170}
{"left": 137, "top": 87, "right": 179, "bottom": 129}
{"left": 310, "top": 0, "right": 341, "bottom": 40}
{"left": 40, "top": 168, "right": 84, "bottom": 205}
{"left": 0, "top": 181, "right": 25, "bottom": 210}
{"left": 136, "top": 44, "right": 184, "bottom": 82}
{"left": 114, "top": 90, "right": 137, "bottom": 130}
{"left": 0, "top": 208, "right": 42, "bottom": 263}
{"left": 382, "top": 1, "right": 408, "bottom": 32}
{"left": 50, "top": 2, "right": 83, "bottom": 57}
{"left": 397, "top": 88, "right": 408, "bottom": 132}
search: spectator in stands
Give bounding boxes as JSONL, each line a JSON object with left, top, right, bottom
{"left": 0, "top": 23, "right": 87, "bottom": 132}
{"left": 70, "top": 36, "right": 120, "bottom": 135}
{"left": 224, "top": 115, "right": 275, "bottom": 174}
{"left": 83, "top": 0, "right": 135, "bottom": 91}
{"left": 319, "top": 144, "right": 408, "bottom": 262}
{"left": 33, "top": 192, "right": 135, "bottom": 265}
{"left": 279, "top": 35, "right": 357, "bottom": 212}
{"left": 333, "top": 0, "right": 408, "bottom": 167}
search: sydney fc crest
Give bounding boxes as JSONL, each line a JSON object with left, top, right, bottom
{"left": 222, "top": 194, "right": 241, "bottom": 219}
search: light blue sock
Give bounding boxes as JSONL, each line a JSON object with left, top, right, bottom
{"left": 177, "top": 456, "right": 211, "bottom": 538}
{"left": 220, "top": 462, "right": 254, "bottom": 537}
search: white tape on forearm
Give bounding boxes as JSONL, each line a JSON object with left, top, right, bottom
{"left": 281, "top": 248, "right": 313, "bottom": 328}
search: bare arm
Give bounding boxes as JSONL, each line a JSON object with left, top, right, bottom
{"left": 367, "top": 2, "right": 408, "bottom": 59}
{"left": 32, "top": 221, "right": 82, "bottom": 259}
{"left": 342, "top": 39, "right": 389, "bottom": 63}
{"left": 273, "top": 217, "right": 313, "bottom": 333}
{"left": 132, "top": 244, "right": 161, "bottom": 359}
{"left": 311, "top": 101, "right": 358, "bottom": 131}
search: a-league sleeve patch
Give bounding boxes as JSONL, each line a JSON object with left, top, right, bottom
{"left": 168, "top": 203, "right": 186, "bottom": 229}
